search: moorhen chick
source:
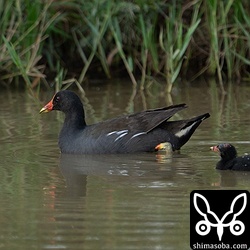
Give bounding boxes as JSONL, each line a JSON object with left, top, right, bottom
{"left": 40, "top": 90, "right": 210, "bottom": 154}
{"left": 210, "top": 143, "right": 250, "bottom": 171}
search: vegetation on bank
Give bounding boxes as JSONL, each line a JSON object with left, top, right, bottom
{"left": 1, "top": 0, "right": 250, "bottom": 93}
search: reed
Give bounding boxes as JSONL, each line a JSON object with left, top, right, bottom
{"left": 159, "top": 1, "right": 201, "bottom": 92}
{"left": 232, "top": 3, "right": 250, "bottom": 80}
{"left": 1, "top": 0, "right": 250, "bottom": 92}
{"left": 0, "top": 0, "right": 60, "bottom": 88}
{"left": 72, "top": 0, "right": 112, "bottom": 84}
{"left": 203, "top": 0, "right": 250, "bottom": 89}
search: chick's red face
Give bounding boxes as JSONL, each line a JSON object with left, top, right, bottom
{"left": 210, "top": 145, "right": 220, "bottom": 153}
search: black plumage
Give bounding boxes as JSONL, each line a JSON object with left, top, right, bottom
{"left": 40, "top": 90, "right": 210, "bottom": 154}
{"left": 211, "top": 143, "right": 250, "bottom": 171}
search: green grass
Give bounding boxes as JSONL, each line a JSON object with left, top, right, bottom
{"left": 1, "top": 0, "right": 250, "bottom": 93}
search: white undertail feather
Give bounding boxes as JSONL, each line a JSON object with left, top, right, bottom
{"left": 175, "top": 122, "right": 197, "bottom": 138}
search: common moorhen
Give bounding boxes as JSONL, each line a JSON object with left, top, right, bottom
{"left": 40, "top": 90, "right": 210, "bottom": 154}
{"left": 210, "top": 143, "right": 250, "bottom": 171}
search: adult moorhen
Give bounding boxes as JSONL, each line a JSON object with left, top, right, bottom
{"left": 40, "top": 90, "right": 210, "bottom": 154}
{"left": 210, "top": 143, "right": 250, "bottom": 171}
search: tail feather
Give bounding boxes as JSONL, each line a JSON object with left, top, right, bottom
{"left": 179, "top": 113, "right": 210, "bottom": 131}
{"left": 161, "top": 113, "right": 210, "bottom": 150}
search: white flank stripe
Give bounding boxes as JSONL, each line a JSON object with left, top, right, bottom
{"left": 107, "top": 130, "right": 128, "bottom": 136}
{"left": 130, "top": 132, "right": 146, "bottom": 139}
{"left": 114, "top": 132, "right": 128, "bottom": 142}
{"left": 116, "top": 130, "right": 128, "bottom": 135}
{"left": 107, "top": 131, "right": 117, "bottom": 136}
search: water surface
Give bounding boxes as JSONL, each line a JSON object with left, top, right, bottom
{"left": 0, "top": 80, "right": 250, "bottom": 249}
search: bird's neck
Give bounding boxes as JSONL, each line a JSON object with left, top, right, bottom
{"left": 216, "top": 158, "right": 234, "bottom": 170}
{"left": 63, "top": 109, "right": 86, "bottom": 132}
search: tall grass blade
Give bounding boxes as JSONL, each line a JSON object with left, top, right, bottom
{"left": 2, "top": 35, "right": 31, "bottom": 87}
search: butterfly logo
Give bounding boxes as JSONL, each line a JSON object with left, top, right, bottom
{"left": 193, "top": 193, "right": 247, "bottom": 241}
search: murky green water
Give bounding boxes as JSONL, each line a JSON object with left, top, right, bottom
{"left": 0, "top": 80, "right": 250, "bottom": 249}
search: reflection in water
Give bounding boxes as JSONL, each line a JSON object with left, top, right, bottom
{"left": 209, "top": 79, "right": 250, "bottom": 136}
{"left": 59, "top": 153, "right": 176, "bottom": 198}
{"left": 57, "top": 152, "right": 193, "bottom": 249}
{"left": 212, "top": 170, "right": 250, "bottom": 187}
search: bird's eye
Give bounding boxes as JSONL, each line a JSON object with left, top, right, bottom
{"left": 55, "top": 96, "right": 60, "bottom": 102}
